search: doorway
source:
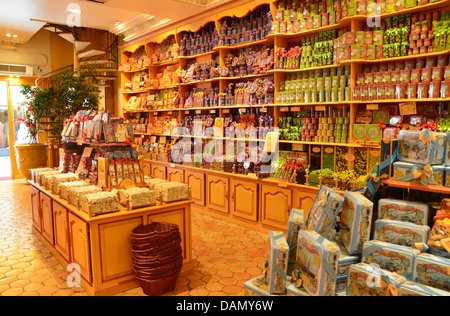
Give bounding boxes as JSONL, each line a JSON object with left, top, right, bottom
{"left": 0, "top": 81, "right": 10, "bottom": 180}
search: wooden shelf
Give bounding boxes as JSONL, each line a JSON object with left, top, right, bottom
{"left": 213, "top": 37, "right": 273, "bottom": 51}
{"left": 176, "top": 51, "right": 217, "bottom": 60}
{"left": 383, "top": 179, "right": 450, "bottom": 195}
{"left": 278, "top": 139, "right": 380, "bottom": 148}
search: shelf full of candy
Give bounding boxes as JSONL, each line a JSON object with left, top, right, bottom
{"left": 178, "top": 22, "right": 219, "bottom": 57}
{"left": 221, "top": 44, "right": 275, "bottom": 77}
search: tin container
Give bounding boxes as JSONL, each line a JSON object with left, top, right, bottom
{"left": 397, "top": 130, "right": 446, "bottom": 165}
{"left": 296, "top": 230, "right": 341, "bottom": 296}
{"left": 393, "top": 162, "right": 445, "bottom": 186}
{"left": 412, "top": 253, "right": 450, "bottom": 292}
{"left": 265, "top": 230, "right": 289, "bottom": 294}
{"left": 286, "top": 208, "right": 304, "bottom": 267}
{"left": 244, "top": 275, "right": 286, "bottom": 296}
{"left": 304, "top": 185, "right": 344, "bottom": 238}
{"left": 339, "top": 191, "right": 373, "bottom": 255}
{"left": 378, "top": 199, "right": 429, "bottom": 225}
{"left": 398, "top": 281, "right": 450, "bottom": 296}
{"left": 373, "top": 219, "right": 430, "bottom": 248}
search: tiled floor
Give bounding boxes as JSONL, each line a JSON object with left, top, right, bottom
{"left": 0, "top": 180, "right": 268, "bottom": 296}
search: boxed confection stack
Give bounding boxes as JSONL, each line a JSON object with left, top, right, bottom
{"left": 393, "top": 129, "right": 447, "bottom": 187}
{"left": 349, "top": 197, "right": 450, "bottom": 296}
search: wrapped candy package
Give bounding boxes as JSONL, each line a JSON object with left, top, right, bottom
{"left": 59, "top": 181, "right": 90, "bottom": 200}
{"left": 398, "top": 281, "right": 450, "bottom": 296}
{"left": 373, "top": 219, "right": 430, "bottom": 248}
{"left": 154, "top": 182, "right": 189, "bottom": 203}
{"left": 79, "top": 191, "right": 119, "bottom": 217}
{"left": 339, "top": 191, "right": 373, "bottom": 255}
{"left": 397, "top": 130, "right": 446, "bottom": 166}
{"left": 30, "top": 168, "right": 53, "bottom": 184}
{"left": 393, "top": 162, "right": 445, "bottom": 186}
{"left": 295, "top": 230, "right": 341, "bottom": 296}
{"left": 378, "top": 199, "right": 430, "bottom": 225}
{"left": 69, "top": 185, "right": 102, "bottom": 208}
{"left": 39, "top": 170, "right": 60, "bottom": 187}
{"left": 361, "top": 240, "right": 421, "bottom": 279}
{"left": 347, "top": 263, "right": 406, "bottom": 296}
{"left": 49, "top": 173, "right": 79, "bottom": 194}
{"left": 118, "top": 187, "right": 157, "bottom": 209}
{"left": 144, "top": 177, "right": 168, "bottom": 189}
{"left": 265, "top": 230, "right": 289, "bottom": 295}
{"left": 286, "top": 208, "right": 304, "bottom": 266}
{"left": 304, "top": 185, "right": 344, "bottom": 238}
{"left": 413, "top": 253, "right": 450, "bottom": 292}
{"left": 244, "top": 275, "right": 286, "bottom": 297}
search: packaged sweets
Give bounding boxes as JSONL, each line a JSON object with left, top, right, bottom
{"left": 304, "top": 185, "right": 344, "bottom": 238}
{"left": 36, "top": 170, "right": 60, "bottom": 186}
{"left": 413, "top": 253, "right": 450, "bottom": 292}
{"left": 347, "top": 262, "right": 406, "bottom": 296}
{"left": 373, "top": 219, "right": 430, "bottom": 248}
{"left": 50, "top": 173, "right": 79, "bottom": 194}
{"left": 30, "top": 168, "right": 53, "bottom": 184}
{"left": 59, "top": 181, "right": 90, "bottom": 200}
{"left": 339, "top": 191, "right": 373, "bottom": 255}
{"left": 427, "top": 199, "right": 450, "bottom": 251}
{"left": 285, "top": 281, "right": 310, "bottom": 296}
{"left": 69, "top": 185, "right": 102, "bottom": 208}
{"left": 154, "top": 182, "right": 189, "bottom": 203}
{"left": 378, "top": 199, "right": 429, "bottom": 225}
{"left": 286, "top": 208, "right": 304, "bottom": 266}
{"left": 295, "top": 230, "right": 341, "bottom": 296}
{"left": 393, "top": 162, "right": 445, "bottom": 186}
{"left": 265, "top": 231, "right": 289, "bottom": 294}
{"left": 118, "top": 187, "right": 157, "bottom": 209}
{"left": 334, "top": 237, "right": 360, "bottom": 276}
{"left": 446, "top": 134, "right": 450, "bottom": 166}
{"left": 397, "top": 130, "right": 446, "bottom": 165}
{"left": 361, "top": 240, "right": 421, "bottom": 279}
{"left": 379, "top": 139, "right": 398, "bottom": 179}
{"left": 244, "top": 275, "right": 286, "bottom": 296}
{"left": 398, "top": 281, "right": 450, "bottom": 296}
{"left": 79, "top": 191, "right": 119, "bottom": 216}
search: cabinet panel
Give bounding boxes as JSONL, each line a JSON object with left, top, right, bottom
{"left": 167, "top": 167, "right": 184, "bottom": 183}
{"left": 260, "top": 185, "right": 291, "bottom": 230}
{"left": 53, "top": 201, "right": 70, "bottom": 262}
{"left": 31, "top": 186, "right": 41, "bottom": 232}
{"left": 142, "top": 162, "right": 151, "bottom": 177}
{"left": 206, "top": 175, "right": 229, "bottom": 214}
{"left": 230, "top": 179, "right": 258, "bottom": 222}
{"left": 292, "top": 188, "right": 317, "bottom": 220}
{"left": 97, "top": 217, "right": 143, "bottom": 285}
{"left": 152, "top": 165, "right": 166, "bottom": 180}
{"left": 185, "top": 170, "right": 205, "bottom": 206}
{"left": 40, "top": 193, "right": 54, "bottom": 245}
{"left": 68, "top": 213, "right": 91, "bottom": 283}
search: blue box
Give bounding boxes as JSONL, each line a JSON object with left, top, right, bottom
{"left": 373, "top": 219, "right": 430, "bottom": 248}
{"left": 413, "top": 253, "right": 450, "bottom": 292}
{"left": 244, "top": 275, "right": 286, "bottom": 296}
{"left": 393, "top": 162, "right": 445, "bottom": 186}
{"left": 286, "top": 208, "right": 304, "bottom": 267}
{"left": 379, "top": 139, "right": 398, "bottom": 179}
{"left": 398, "top": 130, "right": 446, "bottom": 165}
{"left": 265, "top": 231, "right": 289, "bottom": 294}
{"left": 304, "top": 185, "right": 344, "bottom": 238}
{"left": 340, "top": 191, "right": 373, "bottom": 255}
{"left": 378, "top": 198, "right": 430, "bottom": 225}
{"left": 398, "top": 281, "right": 450, "bottom": 296}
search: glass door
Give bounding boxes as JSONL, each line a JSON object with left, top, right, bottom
{"left": 0, "top": 81, "right": 11, "bottom": 180}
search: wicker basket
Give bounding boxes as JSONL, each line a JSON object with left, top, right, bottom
{"left": 136, "top": 274, "right": 180, "bottom": 296}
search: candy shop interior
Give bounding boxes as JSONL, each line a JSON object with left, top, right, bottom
{"left": 1, "top": 0, "right": 450, "bottom": 298}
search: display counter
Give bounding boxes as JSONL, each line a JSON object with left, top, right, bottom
{"left": 29, "top": 181, "right": 192, "bottom": 296}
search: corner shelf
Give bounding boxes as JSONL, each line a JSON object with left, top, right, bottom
{"left": 382, "top": 179, "right": 450, "bottom": 195}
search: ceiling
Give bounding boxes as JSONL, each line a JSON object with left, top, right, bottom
{"left": 0, "top": 0, "right": 233, "bottom": 45}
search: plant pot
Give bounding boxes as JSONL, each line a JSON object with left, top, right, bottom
{"left": 14, "top": 143, "right": 48, "bottom": 180}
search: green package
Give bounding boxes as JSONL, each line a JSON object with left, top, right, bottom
{"left": 406, "top": 0, "right": 417, "bottom": 8}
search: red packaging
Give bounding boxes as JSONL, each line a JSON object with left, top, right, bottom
{"left": 417, "top": 82, "right": 428, "bottom": 98}
{"left": 407, "top": 83, "right": 417, "bottom": 99}
{"left": 429, "top": 82, "right": 440, "bottom": 98}
{"left": 396, "top": 84, "right": 406, "bottom": 99}
{"left": 440, "top": 81, "right": 450, "bottom": 98}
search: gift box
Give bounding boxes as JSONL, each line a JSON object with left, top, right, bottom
{"left": 379, "top": 139, "right": 398, "bottom": 179}
{"left": 339, "top": 191, "right": 373, "bottom": 255}
{"left": 393, "top": 162, "right": 445, "bottom": 186}
{"left": 334, "top": 237, "right": 361, "bottom": 276}
{"left": 265, "top": 230, "right": 289, "bottom": 294}
{"left": 397, "top": 130, "right": 446, "bottom": 166}
{"left": 347, "top": 263, "right": 406, "bottom": 296}
{"left": 398, "top": 281, "right": 450, "bottom": 296}
{"left": 373, "top": 219, "right": 430, "bottom": 248}
{"left": 287, "top": 209, "right": 305, "bottom": 267}
{"left": 378, "top": 199, "right": 429, "bottom": 225}
{"left": 295, "top": 230, "right": 341, "bottom": 296}
{"left": 285, "top": 281, "right": 310, "bottom": 296}
{"left": 59, "top": 181, "right": 90, "bottom": 201}
{"left": 361, "top": 240, "right": 421, "bottom": 279}
{"left": 304, "top": 185, "right": 344, "bottom": 238}
{"left": 244, "top": 275, "right": 286, "bottom": 296}
{"left": 446, "top": 134, "right": 450, "bottom": 166}
{"left": 413, "top": 253, "right": 450, "bottom": 292}
{"left": 446, "top": 166, "right": 450, "bottom": 186}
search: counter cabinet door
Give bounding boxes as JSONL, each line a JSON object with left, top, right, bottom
{"left": 152, "top": 165, "right": 166, "bottom": 180}
{"left": 40, "top": 193, "right": 54, "bottom": 245}
{"left": 292, "top": 188, "right": 317, "bottom": 220}
{"left": 167, "top": 167, "right": 184, "bottom": 183}
{"left": 31, "top": 186, "right": 41, "bottom": 232}
{"left": 260, "top": 184, "right": 292, "bottom": 231}
{"left": 230, "top": 179, "right": 258, "bottom": 222}
{"left": 53, "top": 201, "right": 71, "bottom": 262}
{"left": 206, "top": 175, "right": 229, "bottom": 214}
{"left": 184, "top": 170, "right": 205, "bottom": 206}
{"left": 68, "top": 213, "right": 92, "bottom": 283}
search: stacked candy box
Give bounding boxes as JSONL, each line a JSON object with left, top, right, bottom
{"left": 397, "top": 129, "right": 446, "bottom": 165}
{"left": 265, "top": 231, "right": 289, "bottom": 295}
{"left": 347, "top": 262, "right": 407, "bottom": 296}
{"left": 413, "top": 253, "right": 450, "bottom": 292}
{"left": 398, "top": 281, "right": 450, "bottom": 296}
{"left": 373, "top": 219, "right": 430, "bottom": 248}
{"left": 339, "top": 191, "right": 374, "bottom": 256}
{"left": 286, "top": 208, "right": 304, "bottom": 267}
{"left": 294, "top": 230, "right": 341, "bottom": 296}
{"left": 304, "top": 185, "right": 344, "bottom": 238}
{"left": 378, "top": 198, "right": 430, "bottom": 225}
{"left": 361, "top": 240, "right": 421, "bottom": 280}
{"left": 244, "top": 275, "right": 286, "bottom": 296}
{"left": 393, "top": 161, "right": 445, "bottom": 185}
{"left": 59, "top": 181, "right": 90, "bottom": 200}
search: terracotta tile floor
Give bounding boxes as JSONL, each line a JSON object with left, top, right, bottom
{"left": 0, "top": 180, "right": 268, "bottom": 296}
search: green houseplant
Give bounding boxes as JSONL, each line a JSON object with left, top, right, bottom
{"left": 16, "top": 67, "right": 100, "bottom": 178}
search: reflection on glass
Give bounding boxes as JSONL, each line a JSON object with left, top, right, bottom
{"left": 12, "top": 85, "right": 34, "bottom": 144}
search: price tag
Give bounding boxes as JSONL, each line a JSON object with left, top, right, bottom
{"left": 315, "top": 106, "right": 325, "bottom": 111}
{"left": 280, "top": 107, "right": 289, "bottom": 112}
{"left": 239, "top": 108, "right": 246, "bottom": 113}
{"left": 195, "top": 110, "right": 202, "bottom": 114}
{"left": 367, "top": 104, "right": 379, "bottom": 110}
{"left": 260, "top": 107, "right": 268, "bottom": 113}
{"left": 278, "top": 181, "right": 288, "bottom": 188}
{"left": 210, "top": 110, "right": 216, "bottom": 114}
{"left": 185, "top": 111, "right": 190, "bottom": 114}
{"left": 399, "top": 102, "right": 417, "bottom": 116}
{"left": 223, "top": 109, "right": 230, "bottom": 114}
{"left": 291, "top": 107, "right": 300, "bottom": 112}
{"left": 247, "top": 173, "right": 258, "bottom": 179}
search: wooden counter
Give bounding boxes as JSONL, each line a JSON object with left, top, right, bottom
{"left": 142, "top": 160, "right": 321, "bottom": 233}
{"left": 29, "top": 181, "right": 193, "bottom": 296}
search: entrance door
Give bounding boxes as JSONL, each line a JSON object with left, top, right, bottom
{"left": 0, "top": 81, "right": 10, "bottom": 180}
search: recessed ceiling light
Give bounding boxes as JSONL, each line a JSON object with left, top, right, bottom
{"left": 69, "top": 8, "right": 82, "bottom": 14}
{"left": 6, "top": 34, "right": 11, "bottom": 37}
{"left": 114, "top": 21, "right": 121, "bottom": 25}
{"left": 12, "top": 35, "right": 18, "bottom": 38}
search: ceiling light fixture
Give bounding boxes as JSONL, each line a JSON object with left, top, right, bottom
{"left": 12, "top": 35, "right": 18, "bottom": 38}
{"left": 69, "top": 8, "right": 82, "bottom": 14}
{"left": 6, "top": 34, "right": 11, "bottom": 37}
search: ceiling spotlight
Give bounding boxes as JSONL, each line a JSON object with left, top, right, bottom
{"left": 114, "top": 21, "right": 121, "bottom": 25}
{"left": 12, "top": 35, "right": 18, "bottom": 38}
{"left": 6, "top": 34, "right": 11, "bottom": 37}
{"left": 69, "top": 8, "right": 82, "bottom": 14}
